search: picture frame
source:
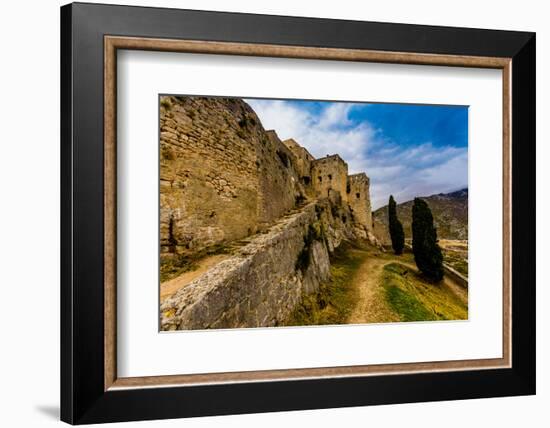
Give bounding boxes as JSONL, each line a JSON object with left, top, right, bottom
{"left": 60, "top": 2, "right": 535, "bottom": 424}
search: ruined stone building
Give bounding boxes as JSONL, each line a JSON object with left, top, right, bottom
{"left": 159, "top": 96, "right": 375, "bottom": 330}
{"left": 347, "top": 172, "right": 373, "bottom": 232}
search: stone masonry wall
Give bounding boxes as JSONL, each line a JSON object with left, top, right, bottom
{"left": 347, "top": 173, "right": 373, "bottom": 234}
{"left": 260, "top": 130, "right": 307, "bottom": 222}
{"left": 311, "top": 155, "right": 349, "bottom": 200}
{"left": 160, "top": 96, "right": 304, "bottom": 256}
{"left": 161, "top": 202, "right": 346, "bottom": 330}
{"left": 282, "top": 138, "right": 316, "bottom": 191}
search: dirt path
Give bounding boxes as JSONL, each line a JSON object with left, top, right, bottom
{"left": 348, "top": 251, "right": 467, "bottom": 324}
{"left": 347, "top": 252, "right": 400, "bottom": 324}
{"left": 160, "top": 254, "right": 229, "bottom": 303}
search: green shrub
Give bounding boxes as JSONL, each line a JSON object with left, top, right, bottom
{"left": 295, "top": 223, "right": 325, "bottom": 273}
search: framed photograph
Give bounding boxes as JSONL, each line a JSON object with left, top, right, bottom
{"left": 60, "top": 2, "right": 535, "bottom": 424}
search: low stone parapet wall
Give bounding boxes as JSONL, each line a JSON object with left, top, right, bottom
{"left": 161, "top": 203, "right": 331, "bottom": 330}
{"left": 442, "top": 264, "right": 468, "bottom": 288}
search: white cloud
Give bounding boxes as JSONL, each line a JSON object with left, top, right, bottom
{"left": 318, "top": 102, "right": 354, "bottom": 129}
{"left": 246, "top": 99, "right": 374, "bottom": 167}
{"left": 365, "top": 143, "right": 468, "bottom": 209}
{"left": 245, "top": 99, "right": 467, "bottom": 210}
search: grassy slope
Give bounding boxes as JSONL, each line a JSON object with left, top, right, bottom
{"left": 382, "top": 262, "right": 468, "bottom": 321}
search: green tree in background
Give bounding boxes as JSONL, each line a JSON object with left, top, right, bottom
{"left": 388, "top": 195, "right": 405, "bottom": 255}
{"left": 412, "top": 198, "right": 444, "bottom": 281}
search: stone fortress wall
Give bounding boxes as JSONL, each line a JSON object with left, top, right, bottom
{"left": 160, "top": 96, "right": 375, "bottom": 329}
{"left": 160, "top": 96, "right": 304, "bottom": 257}
{"left": 311, "top": 154, "right": 349, "bottom": 201}
{"left": 347, "top": 173, "right": 373, "bottom": 236}
{"left": 281, "top": 138, "right": 316, "bottom": 196}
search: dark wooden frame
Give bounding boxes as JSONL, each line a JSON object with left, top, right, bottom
{"left": 104, "top": 37, "right": 513, "bottom": 389}
{"left": 61, "top": 2, "right": 536, "bottom": 424}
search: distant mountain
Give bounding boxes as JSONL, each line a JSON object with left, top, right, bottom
{"left": 372, "top": 188, "right": 468, "bottom": 244}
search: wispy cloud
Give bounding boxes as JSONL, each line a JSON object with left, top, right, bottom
{"left": 245, "top": 100, "right": 375, "bottom": 162}
{"left": 246, "top": 99, "right": 467, "bottom": 210}
{"left": 365, "top": 143, "right": 467, "bottom": 209}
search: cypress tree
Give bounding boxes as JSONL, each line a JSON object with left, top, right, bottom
{"left": 412, "top": 198, "right": 444, "bottom": 281}
{"left": 388, "top": 195, "right": 405, "bottom": 255}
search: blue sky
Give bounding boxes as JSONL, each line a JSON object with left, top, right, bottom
{"left": 245, "top": 98, "right": 468, "bottom": 209}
